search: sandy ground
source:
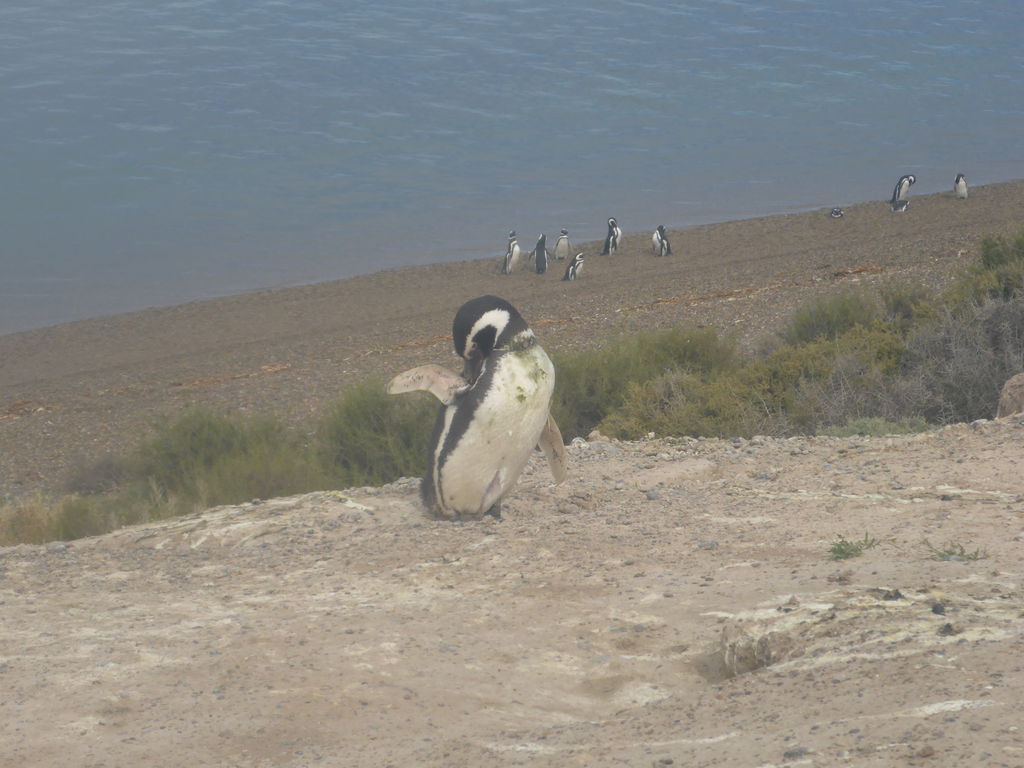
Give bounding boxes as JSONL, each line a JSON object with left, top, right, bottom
{"left": 3, "top": 181, "right": 1024, "bottom": 500}
{"left": 2, "top": 418, "right": 1022, "bottom": 767}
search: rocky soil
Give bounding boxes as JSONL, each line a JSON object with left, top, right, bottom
{"left": 3, "top": 418, "right": 1022, "bottom": 767}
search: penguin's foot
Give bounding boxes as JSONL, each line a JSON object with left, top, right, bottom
{"left": 484, "top": 503, "right": 503, "bottom": 521}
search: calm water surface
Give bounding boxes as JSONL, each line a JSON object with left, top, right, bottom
{"left": 2, "top": 0, "right": 1022, "bottom": 333}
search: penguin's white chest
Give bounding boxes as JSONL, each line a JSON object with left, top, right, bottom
{"left": 435, "top": 345, "right": 555, "bottom": 516}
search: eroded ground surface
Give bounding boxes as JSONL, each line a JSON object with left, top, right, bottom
{"left": 3, "top": 418, "right": 1022, "bottom": 767}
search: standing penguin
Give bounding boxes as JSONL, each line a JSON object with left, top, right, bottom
{"left": 652, "top": 225, "right": 672, "bottom": 256}
{"left": 501, "top": 230, "right": 521, "bottom": 275}
{"left": 562, "top": 252, "right": 584, "bottom": 281}
{"left": 386, "top": 295, "right": 568, "bottom": 520}
{"left": 601, "top": 217, "right": 621, "bottom": 255}
{"left": 531, "top": 234, "right": 549, "bottom": 274}
{"left": 891, "top": 174, "right": 915, "bottom": 211}
{"left": 553, "top": 229, "right": 572, "bottom": 260}
{"left": 954, "top": 173, "right": 968, "bottom": 199}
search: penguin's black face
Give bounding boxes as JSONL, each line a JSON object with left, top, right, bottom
{"left": 452, "top": 295, "right": 532, "bottom": 383}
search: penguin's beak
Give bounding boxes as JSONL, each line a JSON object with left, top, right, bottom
{"left": 461, "top": 344, "right": 484, "bottom": 384}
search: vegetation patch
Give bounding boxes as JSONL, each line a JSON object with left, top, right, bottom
{"left": 828, "top": 533, "right": 880, "bottom": 561}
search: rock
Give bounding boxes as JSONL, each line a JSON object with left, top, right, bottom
{"left": 996, "top": 372, "right": 1024, "bottom": 418}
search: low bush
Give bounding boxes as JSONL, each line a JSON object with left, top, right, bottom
{"left": 781, "top": 289, "right": 878, "bottom": 345}
{"left": 550, "top": 326, "right": 735, "bottom": 439}
{"left": 316, "top": 378, "right": 435, "bottom": 487}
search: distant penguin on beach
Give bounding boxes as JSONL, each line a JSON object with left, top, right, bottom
{"left": 601, "top": 217, "right": 621, "bottom": 255}
{"left": 562, "top": 252, "right": 584, "bottom": 281}
{"left": 553, "top": 229, "right": 572, "bottom": 261}
{"left": 830, "top": 207, "right": 844, "bottom": 218}
{"left": 891, "top": 174, "right": 915, "bottom": 211}
{"left": 532, "top": 234, "right": 549, "bottom": 274}
{"left": 502, "top": 231, "right": 521, "bottom": 274}
{"left": 954, "top": 173, "right": 968, "bottom": 199}
{"left": 652, "top": 225, "right": 672, "bottom": 256}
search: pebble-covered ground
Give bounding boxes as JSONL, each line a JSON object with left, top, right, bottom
{"left": 3, "top": 418, "right": 1022, "bottom": 767}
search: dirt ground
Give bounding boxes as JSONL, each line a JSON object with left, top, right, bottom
{"left": 2, "top": 418, "right": 1022, "bottom": 767}
{"left": 3, "top": 181, "right": 1024, "bottom": 500}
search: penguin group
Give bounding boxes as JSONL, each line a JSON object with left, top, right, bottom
{"left": 387, "top": 295, "right": 567, "bottom": 520}
{"left": 827, "top": 172, "right": 970, "bottom": 219}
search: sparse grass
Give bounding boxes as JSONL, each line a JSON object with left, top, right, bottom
{"left": 819, "top": 417, "right": 930, "bottom": 437}
{"left": 923, "top": 539, "right": 989, "bottom": 561}
{"left": 828, "top": 533, "right": 880, "bottom": 561}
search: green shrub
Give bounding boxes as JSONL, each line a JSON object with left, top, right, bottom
{"left": 980, "top": 232, "right": 1024, "bottom": 270}
{"left": 129, "top": 409, "right": 318, "bottom": 506}
{"left": 880, "top": 283, "right": 938, "bottom": 332}
{"left": 782, "top": 290, "right": 879, "bottom": 345}
{"left": 948, "top": 233, "right": 1024, "bottom": 306}
{"left": 600, "top": 369, "right": 775, "bottom": 439}
{"left": 316, "top": 379, "right": 435, "bottom": 487}
{"left": 820, "top": 417, "right": 930, "bottom": 437}
{"left": 550, "top": 326, "right": 735, "bottom": 439}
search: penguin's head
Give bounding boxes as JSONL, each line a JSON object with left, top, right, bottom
{"left": 560, "top": 228, "right": 568, "bottom": 235}
{"left": 508, "top": 230, "right": 516, "bottom": 239}
{"left": 608, "top": 217, "right": 616, "bottom": 227}
{"left": 906, "top": 175, "right": 916, "bottom": 186}
{"left": 452, "top": 295, "right": 533, "bottom": 383}
{"left": 955, "top": 173, "right": 965, "bottom": 183}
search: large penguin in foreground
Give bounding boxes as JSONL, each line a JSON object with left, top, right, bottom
{"left": 387, "top": 295, "right": 568, "bottom": 520}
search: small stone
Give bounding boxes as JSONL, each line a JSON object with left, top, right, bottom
{"left": 931, "top": 602, "right": 946, "bottom": 615}
{"left": 937, "top": 623, "right": 959, "bottom": 636}
{"left": 645, "top": 490, "right": 661, "bottom": 500}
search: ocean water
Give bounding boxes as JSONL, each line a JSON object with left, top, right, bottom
{"left": 2, "top": 0, "right": 1022, "bottom": 335}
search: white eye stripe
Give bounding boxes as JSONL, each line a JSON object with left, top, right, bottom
{"left": 465, "top": 309, "right": 510, "bottom": 354}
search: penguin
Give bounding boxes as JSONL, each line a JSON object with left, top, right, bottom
{"left": 501, "top": 230, "right": 521, "bottom": 275}
{"left": 531, "top": 234, "right": 549, "bottom": 274}
{"left": 562, "top": 252, "right": 584, "bottom": 281}
{"left": 387, "top": 295, "right": 568, "bottom": 520}
{"left": 652, "top": 225, "right": 672, "bottom": 256}
{"left": 553, "top": 229, "right": 572, "bottom": 260}
{"left": 830, "top": 207, "right": 844, "bottom": 218}
{"left": 892, "top": 174, "right": 916, "bottom": 205}
{"left": 954, "top": 173, "right": 968, "bottom": 200}
{"left": 601, "top": 217, "right": 621, "bottom": 255}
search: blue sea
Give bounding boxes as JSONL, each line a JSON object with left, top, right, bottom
{"left": 2, "top": 0, "right": 1022, "bottom": 335}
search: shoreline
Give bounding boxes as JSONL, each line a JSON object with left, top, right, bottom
{"left": 3, "top": 180, "right": 1024, "bottom": 500}
{"left": 5, "top": 178, "right": 1022, "bottom": 340}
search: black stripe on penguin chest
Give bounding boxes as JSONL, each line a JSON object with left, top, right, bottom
{"left": 435, "top": 348, "right": 544, "bottom": 484}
